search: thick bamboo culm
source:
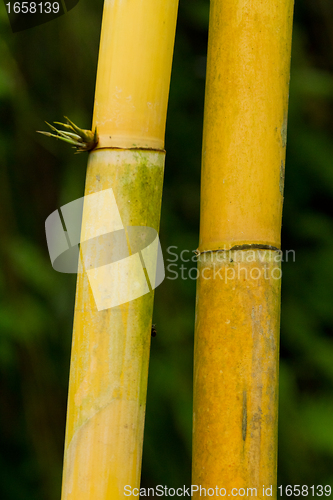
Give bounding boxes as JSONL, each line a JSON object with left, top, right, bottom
{"left": 60, "top": 2, "right": 179, "bottom": 499}
{"left": 192, "top": 1, "right": 294, "bottom": 499}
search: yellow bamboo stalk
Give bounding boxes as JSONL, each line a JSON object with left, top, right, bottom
{"left": 192, "top": 1, "right": 294, "bottom": 498}
{"left": 60, "top": 2, "right": 179, "bottom": 499}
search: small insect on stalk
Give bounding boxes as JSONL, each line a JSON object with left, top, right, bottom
{"left": 37, "top": 116, "right": 98, "bottom": 153}
{"left": 151, "top": 324, "right": 157, "bottom": 338}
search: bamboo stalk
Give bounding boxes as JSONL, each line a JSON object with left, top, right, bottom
{"left": 60, "top": 2, "right": 179, "bottom": 499}
{"left": 192, "top": 1, "right": 294, "bottom": 498}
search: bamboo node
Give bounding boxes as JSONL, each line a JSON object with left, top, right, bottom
{"left": 197, "top": 244, "right": 282, "bottom": 256}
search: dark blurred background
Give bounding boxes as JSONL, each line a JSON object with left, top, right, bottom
{"left": 0, "top": 0, "right": 333, "bottom": 498}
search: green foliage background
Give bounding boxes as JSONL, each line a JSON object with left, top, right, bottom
{"left": 0, "top": 0, "right": 333, "bottom": 498}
